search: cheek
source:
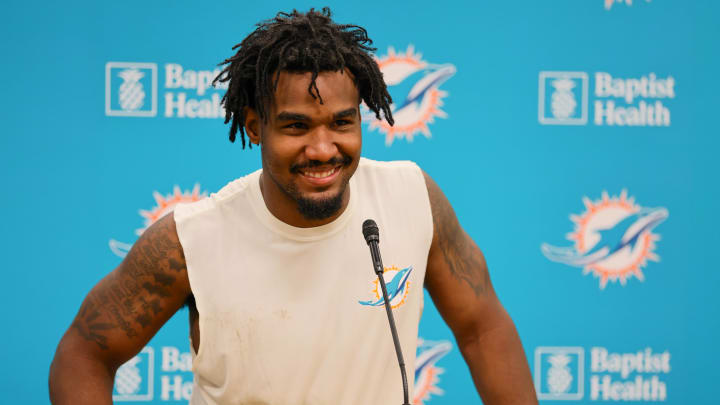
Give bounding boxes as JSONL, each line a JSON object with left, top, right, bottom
{"left": 262, "top": 137, "right": 305, "bottom": 171}
{"left": 260, "top": 142, "right": 282, "bottom": 173}
{"left": 341, "top": 130, "right": 363, "bottom": 157}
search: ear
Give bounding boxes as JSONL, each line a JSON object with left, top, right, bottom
{"left": 244, "top": 107, "right": 262, "bottom": 145}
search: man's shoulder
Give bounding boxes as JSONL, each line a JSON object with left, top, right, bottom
{"left": 357, "top": 157, "right": 423, "bottom": 174}
{"left": 174, "top": 169, "right": 261, "bottom": 223}
{"left": 355, "top": 157, "right": 429, "bottom": 198}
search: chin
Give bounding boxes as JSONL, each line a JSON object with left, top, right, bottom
{"left": 296, "top": 194, "right": 344, "bottom": 220}
{"left": 295, "top": 183, "right": 348, "bottom": 220}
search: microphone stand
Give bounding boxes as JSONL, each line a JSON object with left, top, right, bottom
{"left": 364, "top": 219, "right": 411, "bottom": 405}
{"left": 375, "top": 266, "right": 411, "bottom": 405}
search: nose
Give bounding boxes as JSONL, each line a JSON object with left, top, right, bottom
{"left": 304, "top": 126, "right": 339, "bottom": 163}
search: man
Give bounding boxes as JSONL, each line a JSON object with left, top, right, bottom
{"left": 50, "top": 8, "right": 537, "bottom": 405}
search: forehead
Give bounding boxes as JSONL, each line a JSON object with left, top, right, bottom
{"left": 271, "top": 70, "right": 359, "bottom": 116}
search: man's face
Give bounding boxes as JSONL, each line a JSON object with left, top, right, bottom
{"left": 247, "top": 70, "right": 362, "bottom": 225}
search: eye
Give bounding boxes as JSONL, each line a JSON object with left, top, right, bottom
{"left": 284, "top": 122, "right": 308, "bottom": 130}
{"left": 334, "top": 119, "right": 352, "bottom": 127}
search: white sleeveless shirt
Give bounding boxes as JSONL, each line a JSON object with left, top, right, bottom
{"left": 174, "top": 158, "right": 433, "bottom": 405}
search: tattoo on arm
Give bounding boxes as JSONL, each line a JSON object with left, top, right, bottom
{"left": 72, "top": 296, "right": 114, "bottom": 350}
{"left": 71, "top": 216, "right": 187, "bottom": 350}
{"left": 426, "top": 173, "right": 489, "bottom": 297}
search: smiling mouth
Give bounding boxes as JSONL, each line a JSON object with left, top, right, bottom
{"left": 300, "top": 165, "right": 341, "bottom": 179}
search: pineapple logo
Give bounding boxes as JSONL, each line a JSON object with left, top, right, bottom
{"left": 550, "top": 79, "right": 577, "bottom": 119}
{"left": 363, "top": 46, "right": 456, "bottom": 145}
{"left": 538, "top": 71, "right": 588, "bottom": 125}
{"left": 105, "top": 62, "right": 157, "bottom": 117}
{"left": 112, "top": 347, "right": 154, "bottom": 401}
{"left": 115, "top": 356, "right": 142, "bottom": 395}
{"left": 118, "top": 69, "right": 146, "bottom": 112}
{"left": 534, "top": 346, "right": 584, "bottom": 400}
{"left": 547, "top": 354, "right": 573, "bottom": 394}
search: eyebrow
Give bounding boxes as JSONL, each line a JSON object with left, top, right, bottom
{"left": 276, "top": 112, "right": 310, "bottom": 122}
{"left": 275, "top": 108, "right": 357, "bottom": 122}
{"left": 333, "top": 108, "right": 357, "bottom": 120}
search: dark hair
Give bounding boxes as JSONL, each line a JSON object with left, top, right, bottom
{"left": 212, "top": 7, "right": 394, "bottom": 148}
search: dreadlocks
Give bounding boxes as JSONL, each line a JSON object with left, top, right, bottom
{"left": 212, "top": 7, "right": 394, "bottom": 148}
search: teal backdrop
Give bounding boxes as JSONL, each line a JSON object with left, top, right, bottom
{"left": 2, "top": 0, "right": 719, "bottom": 404}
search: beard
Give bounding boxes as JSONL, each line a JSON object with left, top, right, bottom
{"left": 294, "top": 181, "right": 348, "bottom": 220}
{"left": 268, "top": 154, "right": 354, "bottom": 221}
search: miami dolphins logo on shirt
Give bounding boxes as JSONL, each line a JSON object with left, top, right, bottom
{"left": 359, "top": 265, "right": 413, "bottom": 309}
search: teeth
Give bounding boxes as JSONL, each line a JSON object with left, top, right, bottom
{"left": 303, "top": 167, "right": 337, "bottom": 179}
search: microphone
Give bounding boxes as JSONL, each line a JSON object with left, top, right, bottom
{"left": 362, "top": 219, "right": 410, "bottom": 405}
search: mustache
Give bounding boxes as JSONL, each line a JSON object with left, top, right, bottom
{"left": 290, "top": 155, "right": 353, "bottom": 173}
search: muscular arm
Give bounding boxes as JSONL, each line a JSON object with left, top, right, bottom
{"left": 49, "top": 214, "right": 191, "bottom": 405}
{"left": 423, "top": 172, "right": 537, "bottom": 405}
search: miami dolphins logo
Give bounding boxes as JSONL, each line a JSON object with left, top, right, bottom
{"left": 605, "top": 0, "right": 651, "bottom": 10}
{"left": 109, "top": 185, "right": 206, "bottom": 257}
{"left": 364, "top": 45, "right": 456, "bottom": 145}
{"left": 413, "top": 339, "right": 452, "bottom": 405}
{"left": 359, "top": 265, "right": 413, "bottom": 308}
{"left": 541, "top": 190, "right": 668, "bottom": 288}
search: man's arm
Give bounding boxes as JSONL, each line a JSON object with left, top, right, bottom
{"left": 49, "top": 214, "right": 191, "bottom": 405}
{"left": 422, "top": 171, "right": 538, "bottom": 405}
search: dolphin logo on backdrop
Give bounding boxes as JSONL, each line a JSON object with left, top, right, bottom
{"left": 413, "top": 339, "right": 452, "bottom": 405}
{"left": 109, "top": 185, "right": 206, "bottom": 258}
{"left": 358, "top": 265, "right": 413, "bottom": 308}
{"left": 364, "top": 46, "right": 455, "bottom": 145}
{"left": 605, "top": 0, "right": 652, "bottom": 10}
{"left": 541, "top": 190, "right": 668, "bottom": 288}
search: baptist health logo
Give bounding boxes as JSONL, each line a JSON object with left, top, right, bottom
{"left": 113, "top": 347, "right": 154, "bottom": 401}
{"left": 539, "top": 71, "right": 675, "bottom": 127}
{"left": 535, "top": 347, "right": 584, "bottom": 400}
{"left": 113, "top": 345, "right": 195, "bottom": 402}
{"left": 106, "top": 62, "right": 158, "bottom": 117}
{"left": 538, "top": 72, "right": 588, "bottom": 125}
{"left": 535, "top": 346, "right": 670, "bottom": 401}
{"left": 105, "top": 62, "right": 227, "bottom": 119}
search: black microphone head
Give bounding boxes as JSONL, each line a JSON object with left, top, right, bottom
{"left": 362, "top": 219, "right": 379, "bottom": 244}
